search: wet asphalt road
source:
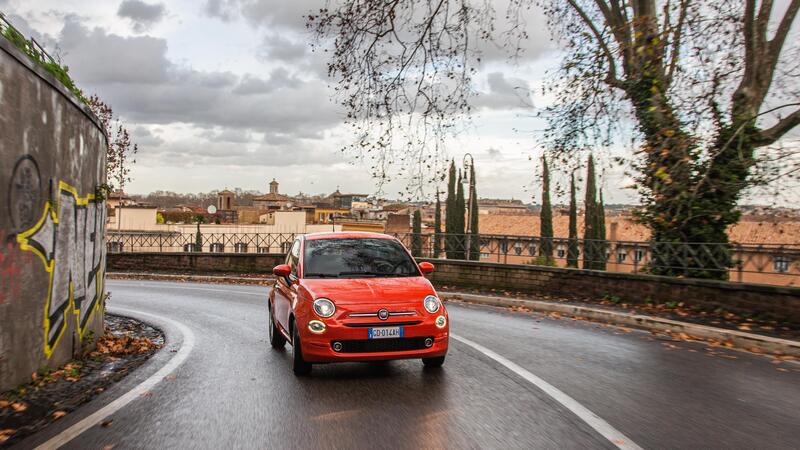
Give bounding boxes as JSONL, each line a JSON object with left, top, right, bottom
{"left": 19, "top": 280, "right": 800, "bottom": 449}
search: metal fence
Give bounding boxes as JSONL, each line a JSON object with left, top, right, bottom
{"left": 106, "top": 231, "right": 800, "bottom": 285}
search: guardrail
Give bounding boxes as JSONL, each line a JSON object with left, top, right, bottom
{"left": 105, "top": 231, "right": 799, "bottom": 285}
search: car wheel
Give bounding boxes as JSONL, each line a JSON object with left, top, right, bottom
{"left": 268, "top": 303, "right": 286, "bottom": 349}
{"left": 422, "top": 356, "right": 445, "bottom": 368}
{"left": 291, "top": 322, "right": 312, "bottom": 375}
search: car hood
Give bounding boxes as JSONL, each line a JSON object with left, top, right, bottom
{"left": 300, "top": 276, "right": 435, "bottom": 306}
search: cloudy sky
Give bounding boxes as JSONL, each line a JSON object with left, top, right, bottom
{"left": 5, "top": 0, "right": 790, "bottom": 206}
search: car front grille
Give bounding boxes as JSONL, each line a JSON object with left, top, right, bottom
{"left": 344, "top": 321, "right": 422, "bottom": 328}
{"left": 334, "top": 337, "right": 432, "bottom": 353}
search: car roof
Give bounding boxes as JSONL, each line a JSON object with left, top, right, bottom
{"left": 303, "top": 231, "right": 396, "bottom": 241}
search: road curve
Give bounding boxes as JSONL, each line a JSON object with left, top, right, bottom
{"left": 19, "top": 279, "right": 800, "bottom": 449}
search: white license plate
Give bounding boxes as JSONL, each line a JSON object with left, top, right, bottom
{"left": 368, "top": 327, "right": 403, "bottom": 339}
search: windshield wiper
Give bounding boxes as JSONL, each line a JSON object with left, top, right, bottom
{"left": 304, "top": 273, "right": 339, "bottom": 278}
{"left": 337, "top": 271, "right": 414, "bottom": 277}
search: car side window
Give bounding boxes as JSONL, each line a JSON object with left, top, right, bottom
{"left": 288, "top": 240, "right": 301, "bottom": 277}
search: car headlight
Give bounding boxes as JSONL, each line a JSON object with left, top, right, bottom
{"left": 423, "top": 295, "right": 440, "bottom": 314}
{"left": 313, "top": 298, "right": 336, "bottom": 318}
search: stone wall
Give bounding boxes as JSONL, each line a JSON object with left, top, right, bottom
{"left": 0, "top": 38, "right": 107, "bottom": 391}
{"left": 108, "top": 252, "right": 285, "bottom": 274}
{"left": 419, "top": 258, "right": 800, "bottom": 324}
{"left": 106, "top": 253, "right": 800, "bottom": 324}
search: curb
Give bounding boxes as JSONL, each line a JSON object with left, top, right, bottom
{"left": 440, "top": 292, "right": 800, "bottom": 358}
{"left": 108, "top": 272, "right": 272, "bottom": 284}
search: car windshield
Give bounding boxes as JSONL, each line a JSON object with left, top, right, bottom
{"left": 303, "top": 238, "right": 420, "bottom": 278}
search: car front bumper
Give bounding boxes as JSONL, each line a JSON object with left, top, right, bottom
{"left": 299, "top": 318, "right": 449, "bottom": 363}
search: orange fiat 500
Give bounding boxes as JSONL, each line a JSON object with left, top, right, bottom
{"left": 268, "top": 232, "right": 449, "bottom": 375}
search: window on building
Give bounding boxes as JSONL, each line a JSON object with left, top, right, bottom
{"left": 183, "top": 243, "right": 196, "bottom": 252}
{"left": 634, "top": 249, "right": 645, "bottom": 263}
{"left": 528, "top": 245, "right": 536, "bottom": 256}
{"left": 281, "top": 241, "right": 292, "bottom": 253}
{"left": 235, "top": 243, "right": 248, "bottom": 253}
{"left": 617, "top": 251, "right": 627, "bottom": 263}
{"left": 210, "top": 243, "right": 225, "bottom": 253}
{"left": 557, "top": 247, "right": 566, "bottom": 258}
{"left": 774, "top": 256, "right": 790, "bottom": 273}
{"left": 514, "top": 243, "right": 523, "bottom": 255}
{"left": 500, "top": 241, "right": 508, "bottom": 253}
{"left": 480, "top": 252, "right": 490, "bottom": 259}
{"left": 257, "top": 246, "right": 270, "bottom": 254}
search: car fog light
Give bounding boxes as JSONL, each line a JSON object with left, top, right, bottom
{"left": 332, "top": 341, "right": 343, "bottom": 352}
{"left": 308, "top": 320, "right": 326, "bottom": 334}
{"left": 424, "top": 338, "right": 434, "bottom": 347}
{"left": 435, "top": 315, "right": 447, "bottom": 328}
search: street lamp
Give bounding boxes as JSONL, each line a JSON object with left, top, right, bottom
{"left": 463, "top": 153, "right": 474, "bottom": 259}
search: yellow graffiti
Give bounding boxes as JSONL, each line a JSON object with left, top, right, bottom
{"left": 16, "top": 180, "right": 106, "bottom": 358}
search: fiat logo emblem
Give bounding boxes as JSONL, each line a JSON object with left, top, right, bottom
{"left": 378, "top": 309, "right": 389, "bottom": 320}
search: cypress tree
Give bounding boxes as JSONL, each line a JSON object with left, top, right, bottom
{"left": 455, "top": 171, "right": 466, "bottom": 259}
{"left": 583, "top": 155, "right": 597, "bottom": 269}
{"left": 412, "top": 209, "right": 422, "bottom": 257}
{"left": 194, "top": 215, "right": 204, "bottom": 252}
{"left": 445, "top": 161, "right": 457, "bottom": 258}
{"left": 596, "top": 189, "right": 607, "bottom": 270}
{"left": 540, "top": 155, "right": 554, "bottom": 263}
{"left": 469, "top": 163, "right": 480, "bottom": 260}
{"left": 433, "top": 191, "right": 442, "bottom": 258}
{"left": 567, "top": 172, "right": 579, "bottom": 268}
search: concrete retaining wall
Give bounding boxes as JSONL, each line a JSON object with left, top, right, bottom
{"left": 106, "top": 252, "right": 800, "bottom": 324}
{"left": 0, "top": 38, "right": 107, "bottom": 391}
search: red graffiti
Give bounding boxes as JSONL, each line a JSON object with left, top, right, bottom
{"left": 0, "top": 233, "right": 26, "bottom": 304}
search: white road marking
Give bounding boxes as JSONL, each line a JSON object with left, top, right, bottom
{"left": 35, "top": 308, "right": 196, "bottom": 450}
{"left": 450, "top": 333, "right": 643, "bottom": 450}
{"left": 108, "top": 281, "right": 265, "bottom": 297}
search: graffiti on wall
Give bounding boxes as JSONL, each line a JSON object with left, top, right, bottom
{"left": 16, "top": 179, "right": 106, "bottom": 358}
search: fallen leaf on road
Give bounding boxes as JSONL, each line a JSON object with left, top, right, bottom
{"left": 102, "top": 445, "right": 115, "bottom": 450}
{"left": 11, "top": 402, "right": 27, "bottom": 412}
{"left": 101, "top": 419, "right": 113, "bottom": 428}
{"left": 0, "top": 429, "right": 15, "bottom": 443}
{"left": 52, "top": 411, "right": 67, "bottom": 419}
{"left": 776, "top": 368, "right": 789, "bottom": 372}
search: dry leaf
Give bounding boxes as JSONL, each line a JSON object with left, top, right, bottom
{"left": 101, "top": 419, "right": 113, "bottom": 428}
{"left": 0, "top": 429, "right": 15, "bottom": 443}
{"left": 52, "top": 411, "right": 67, "bottom": 419}
{"left": 11, "top": 402, "right": 27, "bottom": 412}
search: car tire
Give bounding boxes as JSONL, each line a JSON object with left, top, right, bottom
{"left": 422, "top": 356, "right": 445, "bottom": 368}
{"left": 291, "top": 322, "right": 312, "bottom": 376}
{"left": 269, "top": 303, "right": 286, "bottom": 349}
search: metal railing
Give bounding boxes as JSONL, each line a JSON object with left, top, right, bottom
{"left": 105, "top": 231, "right": 800, "bottom": 285}
{"left": 391, "top": 232, "right": 800, "bottom": 284}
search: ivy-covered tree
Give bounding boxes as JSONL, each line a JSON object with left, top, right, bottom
{"left": 567, "top": 172, "right": 579, "bottom": 268}
{"left": 540, "top": 155, "right": 554, "bottom": 263}
{"left": 433, "top": 191, "right": 442, "bottom": 258}
{"left": 310, "top": 1, "right": 800, "bottom": 280}
{"left": 583, "top": 155, "right": 598, "bottom": 269}
{"left": 468, "top": 163, "right": 480, "bottom": 261}
{"left": 412, "top": 209, "right": 423, "bottom": 257}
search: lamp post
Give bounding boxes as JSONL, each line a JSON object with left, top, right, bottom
{"left": 462, "top": 153, "right": 474, "bottom": 259}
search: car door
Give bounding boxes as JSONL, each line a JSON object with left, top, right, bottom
{"left": 274, "top": 239, "right": 301, "bottom": 333}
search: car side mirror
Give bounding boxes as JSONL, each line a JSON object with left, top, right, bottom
{"left": 419, "top": 262, "right": 435, "bottom": 274}
{"left": 273, "top": 264, "right": 291, "bottom": 277}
